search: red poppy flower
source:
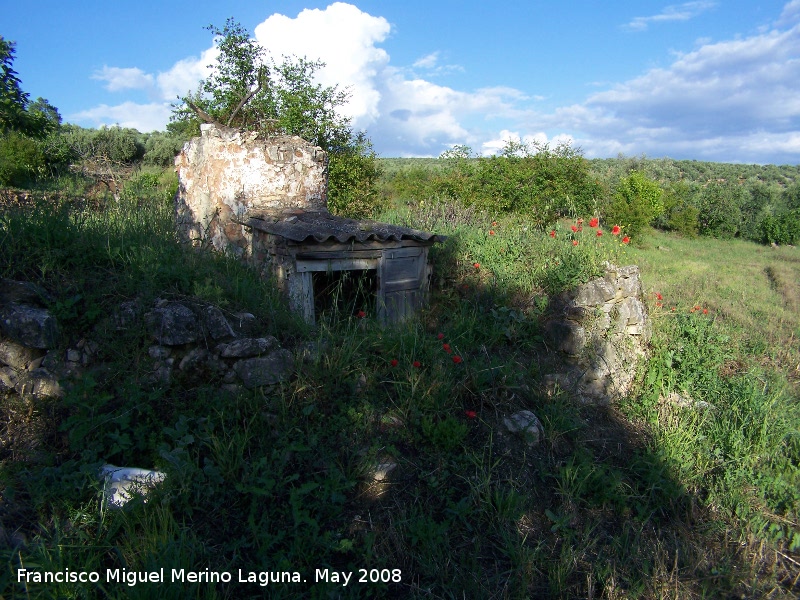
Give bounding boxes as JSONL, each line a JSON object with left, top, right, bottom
{"left": 491, "top": 221, "right": 498, "bottom": 227}
{"left": 578, "top": 226, "right": 583, "bottom": 232}
{"left": 549, "top": 230, "right": 556, "bottom": 238}
{"left": 572, "top": 239, "right": 579, "bottom": 246}
{"left": 577, "top": 218, "right": 584, "bottom": 224}
{"left": 656, "top": 292, "right": 663, "bottom": 300}
{"left": 473, "top": 262, "right": 480, "bottom": 269}
{"left": 656, "top": 302, "right": 662, "bottom": 307}
{"left": 412, "top": 360, "right": 421, "bottom": 368}
{"left": 596, "top": 230, "right": 603, "bottom": 237}
{"left": 622, "top": 236, "right": 630, "bottom": 244}
{"left": 390, "top": 359, "right": 398, "bottom": 367}
{"left": 465, "top": 410, "right": 477, "bottom": 419}
{"left": 437, "top": 332, "right": 444, "bottom": 340}
{"left": 356, "top": 310, "right": 366, "bottom": 318}
{"left": 703, "top": 308, "right": 708, "bottom": 314}
{"left": 452, "top": 355, "right": 463, "bottom": 364}
{"left": 443, "top": 343, "right": 452, "bottom": 354}
{"left": 489, "top": 230, "right": 495, "bottom": 235}
{"left": 611, "top": 225, "right": 621, "bottom": 235}
{"left": 571, "top": 224, "right": 578, "bottom": 232}
{"left": 589, "top": 217, "right": 599, "bottom": 228}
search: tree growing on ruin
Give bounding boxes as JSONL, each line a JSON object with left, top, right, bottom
{"left": 170, "top": 19, "right": 382, "bottom": 218}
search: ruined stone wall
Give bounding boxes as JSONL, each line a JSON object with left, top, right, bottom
{"left": 544, "top": 264, "right": 651, "bottom": 404}
{"left": 174, "top": 124, "right": 328, "bottom": 258}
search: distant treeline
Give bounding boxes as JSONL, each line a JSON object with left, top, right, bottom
{"left": 378, "top": 147, "right": 800, "bottom": 245}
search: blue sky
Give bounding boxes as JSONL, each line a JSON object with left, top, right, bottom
{"left": 4, "top": 1, "right": 800, "bottom": 163}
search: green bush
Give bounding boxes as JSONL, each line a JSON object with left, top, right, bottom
{"left": 697, "top": 182, "right": 745, "bottom": 238}
{"left": 759, "top": 209, "right": 800, "bottom": 245}
{"left": 327, "top": 132, "right": 384, "bottom": 218}
{"left": 0, "top": 130, "right": 46, "bottom": 186}
{"left": 604, "top": 170, "right": 664, "bottom": 239}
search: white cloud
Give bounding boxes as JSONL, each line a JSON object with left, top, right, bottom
{"left": 70, "top": 102, "right": 172, "bottom": 132}
{"left": 413, "top": 52, "right": 439, "bottom": 69}
{"left": 92, "top": 66, "right": 154, "bottom": 92}
{"left": 155, "top": 47, "right": 218, "bottom": 101}
{"left": 253, "top": 2, "right": 391, "bottom": 125}
{"left": 624, "top": 1, "right": 717, "bottom": 32}
{"left": 777, "top": 0, "right": 800, "bottom": 26}
{"left": 559, "top": 20, "right": 800, "bottom": 161}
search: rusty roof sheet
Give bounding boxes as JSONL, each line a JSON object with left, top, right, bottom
{"left": 241, "top": 210, "right": 446, "bottom": 244}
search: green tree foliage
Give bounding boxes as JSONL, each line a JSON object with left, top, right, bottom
{"left": 697, "top": 182, "right": 745, "bottom": 239}
{"left": 657, "top": 180, "right": 700, "bottom": 237}
{"left": 759, "top": 210, "right": 800, "bottom": 245}
{"left": 0, "top": 38, "right": 64, "bottom": 185}
{"left": 603, "top": 170, "right": 664, "bottom": 239}
{"left": 170, "top": 19, "right": 381, "bottom": 218}
{"left": 395, "top": 140, "right": 601, "bottom": 229}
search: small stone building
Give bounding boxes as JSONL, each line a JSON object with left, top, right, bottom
{"left": 175, "top": 124, "right": 444, "bottom": 324}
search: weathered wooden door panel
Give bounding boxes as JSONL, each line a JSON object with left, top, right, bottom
{"left": 378, "top": 247, "right": 427, "bottom": 324}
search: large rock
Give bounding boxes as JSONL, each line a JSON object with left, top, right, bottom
{"left": 233, "top": 349, "right": 294, "bottom": 389}
{"left": 0, "top": 303, "right": 60, "bottom": 349}
{"left": 0, "top": 340, "right": 44, "bottom": 369}
{"left": 217, "top": 336, "right": 279, "bottom": 358}
{"left": 201, "top": 305, "right": 236, "bottom": 341}
{"left": 145, "top": 302, "right": 199, "bottom": 346}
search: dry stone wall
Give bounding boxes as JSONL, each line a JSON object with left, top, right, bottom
{"left": 174, "top": 124, "right": 328, "bottom": 258}
{"left": 543, "top": 264, "right": 650, "bottom": 404}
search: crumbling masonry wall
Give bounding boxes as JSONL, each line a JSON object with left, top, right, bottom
{"left": 174, "top": 124, "right": 328, "bottom": 258}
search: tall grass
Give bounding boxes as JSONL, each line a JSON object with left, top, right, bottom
{"left": 1, "top": 191, "right": 798, "bottom": 598}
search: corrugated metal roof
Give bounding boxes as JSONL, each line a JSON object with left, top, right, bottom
{"left": 241, "top": 210, "right": 446, "bottom": 244}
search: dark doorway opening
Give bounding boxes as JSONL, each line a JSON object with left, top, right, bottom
{"left": 312, "top": 269, "right": 378, "bottom": 320}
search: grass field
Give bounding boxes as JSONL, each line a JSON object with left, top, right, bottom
{"left": 0, "top": 189, "right": 798, "bottom": 599}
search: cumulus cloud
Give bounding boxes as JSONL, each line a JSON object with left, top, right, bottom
{"left": 624, "top": 1, "right": 717, "bottom": 32}
{"left": 92, "top": 66, "right": 154, "bottom": 92}
{"left": 70, "top": 102, "right": 172, "bottom": 133}
{"left": 253, "top": 2, "right": 391, "bottom": 125}
{"left": 532, "top": 17, "right": 800, "bottom": 162}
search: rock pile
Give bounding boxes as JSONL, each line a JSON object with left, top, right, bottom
{"left": 0, "top": 279, "right": 296, "bottom": 402}
{"left": 543, "top": 264, "right": 651, "bottom": 404}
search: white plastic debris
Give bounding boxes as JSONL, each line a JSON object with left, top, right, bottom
{"left": 99, "top": 464, "right": 166, "bottom": 509}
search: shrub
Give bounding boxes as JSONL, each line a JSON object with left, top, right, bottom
{"left": 697, "top": 182, "right": 744, "bottom": 238}
{"left": 759, "top": 209, "right": 800, "bottom": 245}
{"left": 0, "top": 130, "right": 46, "bottom": 186}
{"left": 604, "top": 170, "right": 664, "bottom": 239}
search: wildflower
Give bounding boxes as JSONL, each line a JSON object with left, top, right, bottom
{"left": 443, "top": 343, "right": 452, "bottom": 354}
{"left": 703, "top": 308, "right": 708, "bottom": 314}
{"left": 577, "top": 218, "right": 584, "bottom": 225}
{"left": 596, "top": 230, "right": 603, "bottom": 237}
{"left": 572, "top": 239, "right": 579, "bottom": 246}
{"left": 611, "top": 225, "right": 621, "bottom": 235}
{"left": 492, "top": 221, "right": 498, "bottom": 227}
{"left": 489, "top": 230, "right": 495, "bottom": 235}
{"left": 437, "top": 332, "right": 445, "bottom": 340}
{"left": 577, "top": 226, "right": 583, "bottom": 232}
{"left": 465, "top": 410, "right": 477, "bottom": 419}
{"left": 622, "top": 236, "right": 630, "bottom": 244}
{"left": 656, "top": 302, "right": 662, "bottom": 307}
{"left": 452, "top": 355, "right": 463, "bottom": 364}
{"left": 549, "top": 230, "right": 556, "bottom": 238}
{"left": 412, "top": 360, "right": 421, "bottom": 368}
{"left": 473, "top": 262, "right": 480, "bottom": 269}
{"left": 656, "top": 292, "right": 663, "bottom": 301}
{"left": 571, "top": 224, "right": 578, "bottom": 232}
{"left": 356, "top": 310, "right": 366, "bottom": 318}
{"left": 589, "top": 217, "right": 599, "bottom": 228}
{"left": 671, "top": 307, "right": 676, "bottom": 311}
{"left": 390, "top": 359, "right": 398, "bottom": 367}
